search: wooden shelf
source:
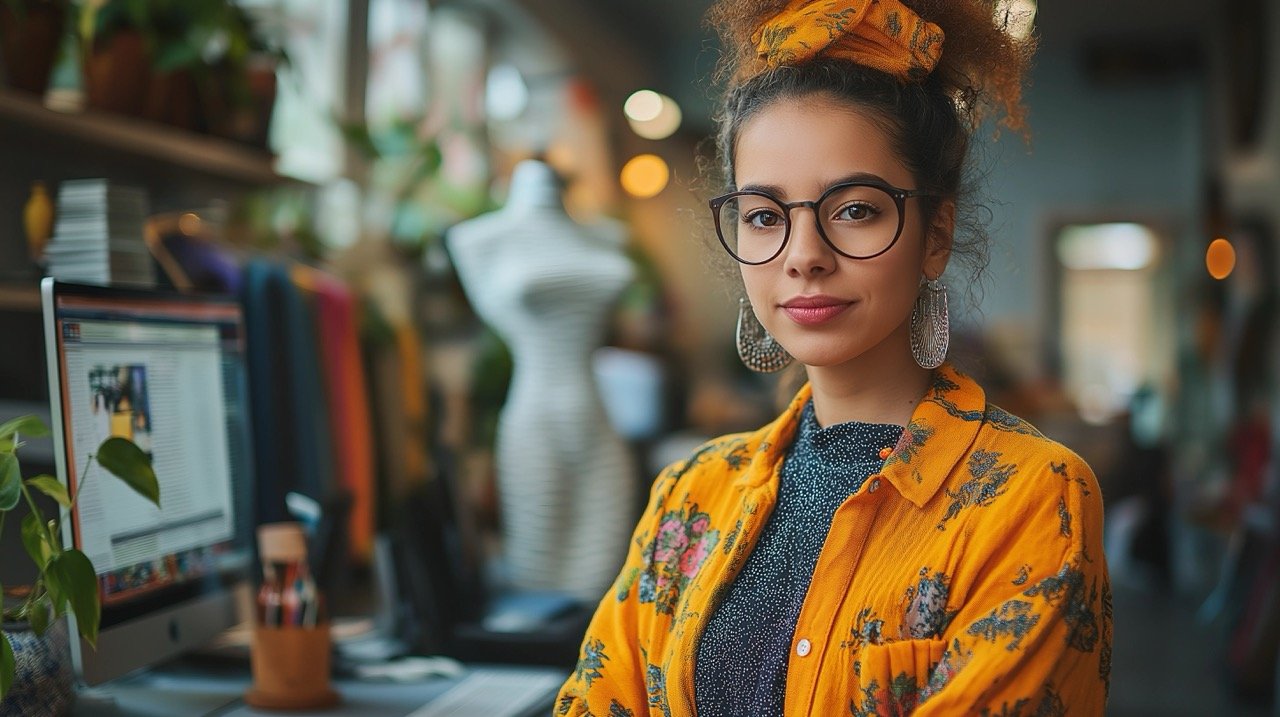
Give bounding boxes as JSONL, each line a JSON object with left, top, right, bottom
{"left": 0, "top": 283, "right": 40, "bottom": 311}
{"left": 0, "top": 88, "right": 299, "bottom": 186}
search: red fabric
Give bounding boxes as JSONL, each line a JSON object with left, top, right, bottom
{"left": 295, "top": 266, "right": 376, "bottom": 560}
{"left": 1229, "top": 414, "right": 1270, "bottom": 512}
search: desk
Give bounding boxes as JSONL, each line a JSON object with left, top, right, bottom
{"left": 71, "top": 663, "right": 565, "bottom": 717}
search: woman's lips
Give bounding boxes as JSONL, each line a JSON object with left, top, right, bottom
{"left": 780, "top": 297, "right": 853, "bottom": 326}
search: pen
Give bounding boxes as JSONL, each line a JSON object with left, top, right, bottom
{"left": 263, "top": 574, "right": 281, "bottom": 627}
{"left": 281, "top": 562, "right": 298, "bottom": 626}
{"left": 301, "top": 576, "right": 317, "bottom": 627}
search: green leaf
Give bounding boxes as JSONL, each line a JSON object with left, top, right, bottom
{"left": 0, "top": 452, "right": 19, "bottom": 511}
{"left": 153, "top": 41, "right": 202, "bottom": 72}
{"left": 25, "top": 475, "right": 71, "bottom": 508}
{"left": 49, "top": 550, "right": 99, "bottom": 648}
{"left": 1, "top": 631, "right": 13, "bottom": 701}
{"left": 28, "top": 595, "right": 50, "bottom": 637}
{"left": 94, "top": 438, "right": 159, "bottom": 507}
{"left": 0, "top": 415, "right": 50, "bottom": 440}
{"left": 20, "top": 512, "right": 52, "bottom": 569}
{"left": 78, "top": 3, "right": 99, "bottom": 46}
{"left": 46, "top": 577, "right": 66, "bottom": 618}
{"left": 337, "top": 121, "right": 382, "bottom": 160}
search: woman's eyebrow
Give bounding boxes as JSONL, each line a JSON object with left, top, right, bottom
{"left": 825, "top": 171, "right": 887, "bottom": 186}
{"left": 737, "top": 171, "right": 890, "bottom": 198}
{"left": 736, "top": 181, "right": 787, "bottom": 197}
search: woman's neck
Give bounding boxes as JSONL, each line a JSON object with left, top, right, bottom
{"left": 804, "top": 334, "right": 933, "bottom": 428}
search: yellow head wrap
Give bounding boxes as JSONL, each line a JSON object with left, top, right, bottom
{"left": 752, "top": 0, "right": 945, "bottom": 81}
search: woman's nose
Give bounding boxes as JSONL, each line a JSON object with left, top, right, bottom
{"left": 782, "top": 207, "right": 836, "bottom": 277}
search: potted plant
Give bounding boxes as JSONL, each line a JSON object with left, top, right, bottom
{"left": 0, "top": 415, "right": 159, "bottom": 715}
{"left": 205, "top": 2, "right": 285, "bottom": 148}
{"left": 78, "top": 0, "right": 152, "bottom": 115}
{"left": 0, "top": 0, "right": 69, "bottom": 96}
{"left": 141, "top": 0, "right": 232, "bottom": 131}
{"left": 77, "top": 0, "right": 282, "bottom": 139}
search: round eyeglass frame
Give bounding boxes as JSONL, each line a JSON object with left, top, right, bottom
{"left": 709, "top": 179, "right": 937, "bottom": 265}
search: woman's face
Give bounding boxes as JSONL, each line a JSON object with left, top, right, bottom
{"left": 733, "top": 94, "right": 951, "bottom": 371}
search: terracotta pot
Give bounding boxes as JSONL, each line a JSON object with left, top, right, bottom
{"left": 208, "top": 54, "right": 277, "bottom": 147}
{"left": 84, "top": 28, "right": 150, "bottom": 116}
{"left": 242, "top": 59, "right": 278, "bottom": 148}
{"left": 0, "top": 618, "right": 74, "bottom": 717}
{"left": 0, "top": 0, "right": 67, "bottom": 96}
{"left": 143, "top": 68, "right": 201, "bottom": 131}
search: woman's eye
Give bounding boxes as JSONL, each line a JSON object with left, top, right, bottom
{"left": 745, "top": 210, "right": 784, "bottom": 229}
{"left": 835, "top": 203, "right": 877, "bottom": 222}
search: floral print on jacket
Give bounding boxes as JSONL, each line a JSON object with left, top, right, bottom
{"left": 556, "top": 364, "right": 1111, "bottom": 716}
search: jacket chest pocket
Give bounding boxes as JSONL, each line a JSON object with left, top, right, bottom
{"left": 850, "top": 638, "right": 947, "bottom": 716}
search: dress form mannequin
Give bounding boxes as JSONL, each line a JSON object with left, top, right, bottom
{"left": 446, "top": 160, "right": 638, "bottom": 602}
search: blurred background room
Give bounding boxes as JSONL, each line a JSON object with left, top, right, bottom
{"left": 1, "top": 0, "right": 1278, "bottom": 714}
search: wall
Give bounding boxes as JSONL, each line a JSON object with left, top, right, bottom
{"left": 976, "top": 28, "right": 1204, "bottom": 384}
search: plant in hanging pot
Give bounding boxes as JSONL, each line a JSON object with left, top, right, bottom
{"left": 0, "top": 415, "right": 159, "bottom": 716}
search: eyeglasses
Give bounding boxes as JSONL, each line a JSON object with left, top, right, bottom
{"left": 709, "top": 179, "right": 935, "bottom": 265}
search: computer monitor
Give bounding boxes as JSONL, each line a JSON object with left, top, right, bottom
{"left": 40, "top": 278, "right": 255, "bottom": 686}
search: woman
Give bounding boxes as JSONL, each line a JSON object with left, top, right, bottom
{"left": 557, "top": 0, "right": 1111, "bottom": 714}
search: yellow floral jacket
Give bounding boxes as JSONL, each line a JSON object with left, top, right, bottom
{"left": 556, "top": 365, "right": 1111, "bottom": 716}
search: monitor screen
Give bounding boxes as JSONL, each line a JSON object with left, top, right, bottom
{"left": 41, "top": 279, "right": 254, "bottom": 686}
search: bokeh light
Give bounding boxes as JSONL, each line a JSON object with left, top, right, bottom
{"left": 485, "top": 63, "right": 529, "bottom": 121}
{"left": 623, "top": 90, "right": 663, "bottom": 122}
{"left": 629, "top": 98, "right": 682, "bottom": 140}
{"left": 620, "top": 154, "right": 669, "bottom": 198}
{"left": 178, "top": 212, "right": 202, "bottom": 236}
{"left": 1206, "top": 237, "right": 1235, "bottom": 280}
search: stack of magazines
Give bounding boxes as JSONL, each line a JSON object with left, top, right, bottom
{"left": 45, "top": 179, "right": 156, "bottom": 287}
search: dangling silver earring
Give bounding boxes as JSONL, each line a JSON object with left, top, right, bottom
{"left": 910, "top": 277, "right": 949, "bottom": 369}
{"left": 736, "top": 298, "right": 793, "bottom": 373}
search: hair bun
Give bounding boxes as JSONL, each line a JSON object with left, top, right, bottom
{"left": 709, "top": 0, "right": 1035, "bottom": 132}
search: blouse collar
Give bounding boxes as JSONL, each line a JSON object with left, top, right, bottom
{"left": 796, "top": 401, "right": 904, "bottom": 471}
{"left": 741, "top": 364, "right": 987, "bottom": 509}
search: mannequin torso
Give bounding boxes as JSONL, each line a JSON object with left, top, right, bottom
{"left": 446, "top": 160, "right": 637, "bottom": 601}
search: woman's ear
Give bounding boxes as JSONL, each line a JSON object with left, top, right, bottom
{"left": 923, "top": 199, "right": 955, "bottom": 278}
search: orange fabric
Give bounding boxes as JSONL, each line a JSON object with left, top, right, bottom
{"left": 753, "top": 0, "right": 944, "bottom": 81}
{"left": 556, "top": 365, "right": 1110, "bottom": 715}
{"left": 394, "top": 323, "right": 431, "bottom": 485}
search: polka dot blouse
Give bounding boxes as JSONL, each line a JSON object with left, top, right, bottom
{"left": 694, "top": 400, "right": 903, "bottom": 716}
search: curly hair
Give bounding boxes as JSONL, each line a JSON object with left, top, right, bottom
{"left": 704, "top": 0, "right": 1036, "bottom": 309}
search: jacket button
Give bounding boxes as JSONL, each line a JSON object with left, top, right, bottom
{"left": 868, "top": 478, "right": 882, "bottom": 493}
{"left": 796, "top": 638, "right": 812, "bottom": 657}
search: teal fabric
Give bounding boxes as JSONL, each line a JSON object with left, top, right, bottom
{"left": 241, "top": 260, "right": 335, "bottom": 523}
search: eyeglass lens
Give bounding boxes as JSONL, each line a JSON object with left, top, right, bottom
{"left": 717, "top": 184, "right": 902, "bottom": 263}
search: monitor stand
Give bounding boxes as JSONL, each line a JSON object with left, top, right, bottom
{"left": 333, "top": 534, "right": 412, "bottom": 664}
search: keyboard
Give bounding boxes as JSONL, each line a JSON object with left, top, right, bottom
{"left": 406, "top": 668, "right": 565, "bottom": 717}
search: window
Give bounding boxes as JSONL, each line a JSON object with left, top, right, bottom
{"left": 1055, "top": 222, "right": 1167, "bottom": 424}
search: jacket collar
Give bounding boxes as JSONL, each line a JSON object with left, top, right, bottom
{"left": 879, "top": 364, "right": 986, "bottom": 507}
{"left": 741, "top": 364, "right": 985, "bottom": 509}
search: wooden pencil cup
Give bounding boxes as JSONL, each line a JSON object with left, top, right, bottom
{"left": 245, "top": 623, "right": 340, "bottom": 710}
